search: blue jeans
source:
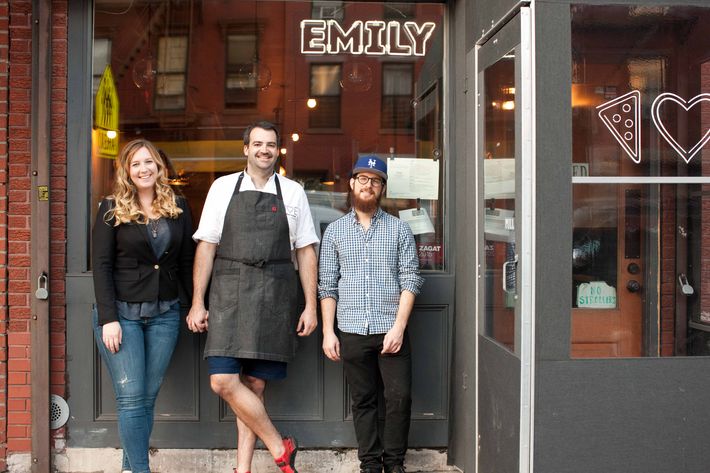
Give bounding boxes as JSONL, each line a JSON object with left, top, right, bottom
{"left": 93, "top": 303, "right": 180, "bottom": 473}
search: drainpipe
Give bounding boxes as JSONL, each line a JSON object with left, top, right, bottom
{"left": 30, "top": 0, "right": 51, "bottom": 471}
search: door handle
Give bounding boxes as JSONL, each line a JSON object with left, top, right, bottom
{"left": 502, "top": 254, "right": 518, "bottom": 294}
{"left": 678, "top": 273, "right": 694, "bottom": 296}
{"left": 626, "top": 279, "right": 641, "bottom": 293}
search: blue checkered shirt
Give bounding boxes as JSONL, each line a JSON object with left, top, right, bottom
{"left": 318, "top": 208, "right": 424, "bottom": 335}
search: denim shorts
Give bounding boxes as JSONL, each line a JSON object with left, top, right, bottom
{"left": 206, "top": 356, "right": 287, "bottom": 380}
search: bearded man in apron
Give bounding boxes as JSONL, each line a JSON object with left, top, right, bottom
{"left": 187, "top": 121, "right": 319, "bottom": 473}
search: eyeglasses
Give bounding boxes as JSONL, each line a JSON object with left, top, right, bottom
{"left": 355, "top": 175, "right": 385, "bottom": 187}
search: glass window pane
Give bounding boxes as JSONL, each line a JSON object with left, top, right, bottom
{"left": 157, "top": 36, "right": 188, "bottom": 73}
{"left": 227, "top": 35, "right": 256, "bottom": 64}
{"left": 92, "top": 38, "right": 111, "bottom": 93}
{"left": 92, "top": 1, "right": 446, "bottom": 272}
{"left": 311, "top": 1, "right": 344, "bottom": 20}
{"left": 482, "top": 50, "right": 516, "bottom": 352}
{"left": 156, "top": 74, "right": 185, "bottom": 95}
{"left": 310, "top": 65, "right": 341, "bottom": 96}
{"left": 383, "top": 64, "right": 413, "bottom": 95}
{"left": 571, "top": 4, "right": 710, "bottom": 357}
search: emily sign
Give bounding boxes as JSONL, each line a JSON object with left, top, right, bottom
{"left": 300, "top": 20, "right": 436, "bottom": 56}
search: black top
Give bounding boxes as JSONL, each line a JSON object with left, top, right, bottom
{"left": 92, "top": 196, "right": 195, "bottom": 325}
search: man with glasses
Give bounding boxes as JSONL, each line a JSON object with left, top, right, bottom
{"left": 318, "top": 156, "right": 424, "bottom": 473}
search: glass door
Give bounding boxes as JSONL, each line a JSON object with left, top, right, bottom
{"left": 476, "top": 7, "right": 534, "bottom": 473}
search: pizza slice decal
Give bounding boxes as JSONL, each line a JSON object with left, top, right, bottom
{"left": 651, "top": 92, "right": 710, "bottom": 164}
{"left": 597, "top": 90, "right": 642, "bottom": 163}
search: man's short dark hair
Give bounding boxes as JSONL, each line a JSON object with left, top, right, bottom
{"left": 243, "top": 121, "right": 281, "bottom": 147}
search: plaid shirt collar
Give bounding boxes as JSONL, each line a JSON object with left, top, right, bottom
{"left": 348, "top": 207, "right": 384, "bottom": 226}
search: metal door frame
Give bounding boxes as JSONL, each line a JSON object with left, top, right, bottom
{"left": 475, "top": 5, "right": 535, "bottom": 472}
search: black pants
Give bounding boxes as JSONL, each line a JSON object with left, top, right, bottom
{"left": 340, "top": 331, "right": 412, "bottom": 470}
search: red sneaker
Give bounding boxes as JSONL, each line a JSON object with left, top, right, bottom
{"left": 274, "top": 436, "right": 298, "bottom": 473}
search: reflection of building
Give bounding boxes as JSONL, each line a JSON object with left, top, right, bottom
{"left": 7, "top": 1, "right": 710, "bottom": 473}
{"left": 90, "top": 1, "right": 445, "bottom": 242}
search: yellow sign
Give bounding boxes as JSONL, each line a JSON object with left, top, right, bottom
{"left": 95, "top": 65, "right": 119, "bottom": 159}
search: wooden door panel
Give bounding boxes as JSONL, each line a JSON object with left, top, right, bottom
{"left": 572, "top": 186, "right": 644, "bottom": 358}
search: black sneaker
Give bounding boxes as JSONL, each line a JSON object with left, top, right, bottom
{"left": 385, "top": 466, "right": 406, "bottom": 473}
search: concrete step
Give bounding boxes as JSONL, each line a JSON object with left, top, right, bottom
{"left": 8, "top": 448, "right": 460, "bottom": 473}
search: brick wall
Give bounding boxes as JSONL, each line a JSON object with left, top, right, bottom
{"left": 0, "top": 1, "right": 9, "bottom": 469}
{"left": 3, "top": 0, "right": 68, "bottom": 465}
{"left": 7, "top": 0, "right": 34, "bottom": 457}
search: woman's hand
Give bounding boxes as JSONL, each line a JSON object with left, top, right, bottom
{"left": 102, "top": 321, "right": 122, "bottom": 354}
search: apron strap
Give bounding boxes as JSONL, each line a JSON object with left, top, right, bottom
{"left": 233, "top": 172, "right": 245, "bottom": 196}
{"left": 215, "top": 255, "right": 291, "bottom": 267}
{"left": 274, "top": 174, "right": 284, "bottom": 201}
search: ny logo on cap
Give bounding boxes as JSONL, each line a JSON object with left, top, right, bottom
{"left": 368, "top": 159, "right": 377, "bottom": 168}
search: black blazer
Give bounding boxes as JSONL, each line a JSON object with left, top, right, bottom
{"left": 92, "top": 196, "right": 195, "bottom": 325}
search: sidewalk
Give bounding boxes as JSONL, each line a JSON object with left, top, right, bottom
{"left": 8, "top": 448, "right": 460, "bottom": 473}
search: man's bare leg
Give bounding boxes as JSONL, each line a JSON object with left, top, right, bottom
{"left": 210, "top": 374, "right": 285, "bottom": 459}
{"left": 235, "top": 375, "right": 266, "bottom": 473}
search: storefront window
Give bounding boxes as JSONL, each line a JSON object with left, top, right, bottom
{"left": 571, "top": 5, "right": 710, "bottom": 357}
{"left": 91, "top": 1, "right": 446, "bottom": 270}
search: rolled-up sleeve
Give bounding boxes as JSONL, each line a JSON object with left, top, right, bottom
{"left": 294, "top": 188, "right": 319, "bottom": 249}
{"left": 398, "top": 223, "right": 424, "bottom": 295}
{"left": 192, "top": 177, "right": 227, "bottom": 243}
{"left": 317, "top": 227, "right": 340, "bottom": 301}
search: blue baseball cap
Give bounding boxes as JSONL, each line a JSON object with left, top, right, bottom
{"left": 352, "top": 155, "right": 387, "bottom": 181}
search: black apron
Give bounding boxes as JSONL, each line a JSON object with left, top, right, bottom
{"left": 204, "top": 173, "right": 299, "bottom": 362}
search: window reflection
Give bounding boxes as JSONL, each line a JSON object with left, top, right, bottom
{"left": 571, "top": 5, "right": 710, "bottom": 357}
{"left": 482, "top": 51, "right": 516, "bottom": 351}
{"left": 91, "top": 1, "right": 446, "bottom": 270}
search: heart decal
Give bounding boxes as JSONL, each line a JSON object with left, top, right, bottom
{"left": 651, "top": 92, "right": 710, "bottom": 164}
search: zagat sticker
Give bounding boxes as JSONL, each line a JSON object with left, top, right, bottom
{"left": 597, "top": 90, "right": 641, "bottom": 163}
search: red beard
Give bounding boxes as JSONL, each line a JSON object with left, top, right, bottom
{"left": 352, "top": 187, "right": 381, "bottom": 213}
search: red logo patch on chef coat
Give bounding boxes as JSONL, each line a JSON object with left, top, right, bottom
{"left": 272, "top": 206, "right": 277, "bottom": 212}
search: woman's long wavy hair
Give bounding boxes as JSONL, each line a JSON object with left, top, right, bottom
{"left": 105, "top": 139, "right": 182, "bottom": 225}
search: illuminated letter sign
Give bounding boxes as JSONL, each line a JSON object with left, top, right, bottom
{"left": 301, "top": 20, "right": 327, "bottom": 54}
{"left": 364, "top": 21, "right": 386, "bottom": 55}
{"left": 301, "top": 19, "right": 436, "bottom": 57}
{"left": 328, "top": 20, "right": 364, "bottom": 54}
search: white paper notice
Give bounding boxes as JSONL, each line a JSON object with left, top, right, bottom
{"left": 484, "top": 158, "right": 515, "bottom": 199}
{"left": 399, "top": 207, "right": 435, "bottom": 235}
{"left": 386, "top": 158, "right": 439, "bottom": 200}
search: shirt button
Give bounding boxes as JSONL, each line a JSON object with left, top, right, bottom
{"left": 365, "top": 275, "right": 369, "bottom": 279}
{"left": 154, "top": 264, "right": 159, "bottom": 270}
{"left": 366, "top": 294, "right": 369, "bottom": 297}
{"left": 365, "top": 259, "right": 369, "bottom": 263}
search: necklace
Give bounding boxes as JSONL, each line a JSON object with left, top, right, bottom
{"left": 148, "top": 217, "right": 160, "bottom": 238}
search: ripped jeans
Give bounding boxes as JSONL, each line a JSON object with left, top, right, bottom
{"left": 92, "top": 303, "right": 180, "bottom": 473}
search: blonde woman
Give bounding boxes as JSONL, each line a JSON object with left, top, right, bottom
{"left": 92, "top": 139, "right": 194, "bottom": 473}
